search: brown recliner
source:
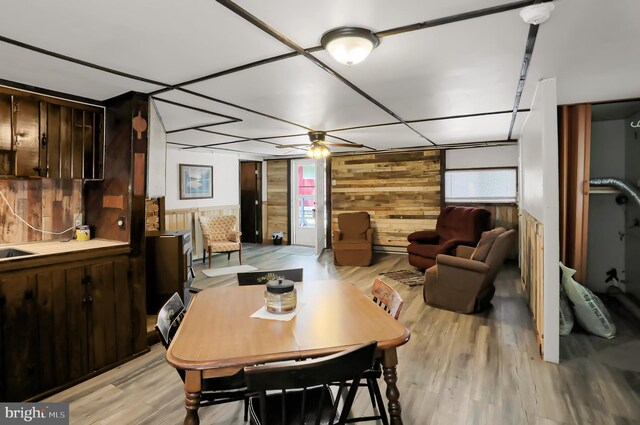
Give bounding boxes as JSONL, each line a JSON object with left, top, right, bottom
{"left": 333, "top": 212, "right": 373, "bottom": 266}
{"left": 407, "top": 206, "right": 491, "bottom": 270}
{"left": 423, "top": 228, "right": 516, "bottom": 313}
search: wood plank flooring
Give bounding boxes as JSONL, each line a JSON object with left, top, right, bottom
{"left": 46, "top": 244, "right": 640, "bottom": 424}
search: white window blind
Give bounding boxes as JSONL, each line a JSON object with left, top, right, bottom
{"left": 445, "top": 169, "right": 517, "bottom": 203}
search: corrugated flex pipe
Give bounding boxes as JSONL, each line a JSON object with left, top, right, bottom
{"left": 590, "top": 177, "right": 640, "bottom": 207}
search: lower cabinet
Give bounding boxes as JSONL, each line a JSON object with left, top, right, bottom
{"left": 0, "top": 255, "right": 146, "bottom": 401}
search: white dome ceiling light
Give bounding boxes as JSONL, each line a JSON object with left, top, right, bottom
{"left": 520, "top": 3, "right": 555, "bottom": 25}
{"left": 321, "top": 27, "right": 380, "bottom": 66}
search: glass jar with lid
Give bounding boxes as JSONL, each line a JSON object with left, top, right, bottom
{"left": 265, "top": 279, "right": 297, "bottom": 314}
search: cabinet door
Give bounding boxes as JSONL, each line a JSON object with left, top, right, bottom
{"left": 86, "top": 261, "right": 117, "bottom": 371}
{"left": 113, "top": 257, "right": 136, "bottom": 360}
{"left": 36, "top": 270, "right": 69, "bottom": 392}
{"left": 13, "top": 96, "right": 41, "bottom": 177}
{"left": 0, "top": 94, "right": 13, "bottom": 175}
{"left": 0, "top": 273, "right": 39, "bottom": 401}
{"left": 65, "top": 267, "right": 89, "bottom": 381}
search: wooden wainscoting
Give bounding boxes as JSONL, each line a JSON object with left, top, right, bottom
{"left": 521, "top": 210, "right": 544, "bottom": 355}
{"left": 165, "top": 205, "right": 240, "bottom": 259}
{"left": 0, "top": 179, "right": 82, "bottom": 244}
{"left": 331, "top": 151, "right": 442, "bottom": 248}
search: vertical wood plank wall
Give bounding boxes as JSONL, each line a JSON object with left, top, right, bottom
{"left": 265, "top": 160, "right": 289, "bottom": 244}
{"left": 165, "top": 205, "right": 240, "bottom": 259}
{"left": 331, "top": 151, "right": 441, "bottom": 247}
{"left": 0, "top": 179, "right": 82, "bottom": 244}
{"left": 521, "top": 211, "right": 545, "bottom": 355}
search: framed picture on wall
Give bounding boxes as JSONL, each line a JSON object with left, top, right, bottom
{"left": 179, "top": 164, "right": 213, "bottom": 199}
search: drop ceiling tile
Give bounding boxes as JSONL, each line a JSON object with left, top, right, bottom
{"left": 0, "top": 0, "right": 291, "bottom": 85}
{"left": 329, "top": 125, "right": 424, "bottom": 149}
{"left": 313, "top": 10, "right": 528, "bottom": 120}
{"left": 154, "top": 90, "right": 307, "bottom": 138}
{"left": 408, "top": 113, "right": 514, "bottom": 146}
{"left": 234, "top": 0, "right": 514, "bottom": 48}
{"left": 212, "top": 140, "right": 299, "bottom": 156}
{"left": 152, "top": 99, "right": 235, "bottom": 132}
{"left": 521, "top": 0, "right": 640, "bottom": 107}
{"left": 0, "top": 43, "right": 161, "bottom": 100}
{"left": 167, "top": 129, "right": 242, "bottom": 147}
{"left": 183, "top": 56, "right": 393, "bottom": 129}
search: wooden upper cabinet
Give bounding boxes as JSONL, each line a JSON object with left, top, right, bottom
{"left": 0, "top": 87, "right": 104, "bottom": 179}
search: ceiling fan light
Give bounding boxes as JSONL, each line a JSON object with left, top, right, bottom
{"left": 306, "top": 142, "right": 331, "bottom": 159}
{"left": 321, "top": 27, "right": 379, "bottom": 66}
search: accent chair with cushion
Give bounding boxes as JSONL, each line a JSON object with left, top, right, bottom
{"left": 333, "top": 211, "right": 373, "bottom": 266}
{"left": 423, "top": 228, "right": 516, "bottom": 313}
{"left": 407, "top": 206, "right": 491, "bottom": 270}
{"left": 199, "top": 215, "right": 242, "bottom": 268}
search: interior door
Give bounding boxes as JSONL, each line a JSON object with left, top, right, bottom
{"left": 292, "top": 159, "right": 316, "bottom": 246}
{"left": 240, "top": 161, "right": 262, "bottom": 243}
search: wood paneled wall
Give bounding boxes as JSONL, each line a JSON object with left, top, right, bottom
{"left": 521, "top": 211, "right": 544, "bottom": 355}
{"left": 165, "top": 205, "right": 240, "bottom": 258}
{"left": 331, "top": 151, "right": 442, "bottom": 247}
{"left": 265, "top": 160, "right": 289, "bottom": 244}
{"left": 0, "top": 179, "right": 82, "bottom": 244}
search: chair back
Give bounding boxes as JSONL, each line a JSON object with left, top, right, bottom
{"left": 237, "top": 268, "right": 303, "bottom": 286}
{"left": 199, "top": 215, "right": 237, "bottom": 242}
{"left": 483, "top": 229, "right": 516, "bottom": 284}
{"left": 435, "top": 206, "right": 491, "bottom": 243}
{"left": 371, "top": 278, "right": 404, "bottom": 319}
{"left": 337, "top": 212, "right": 370, "bottom": 241}
{"left": 244, "top": 342, "right": 377, "bottom": 425}
{"left": 155, "top": 293, "right": 185, "bottom": 349}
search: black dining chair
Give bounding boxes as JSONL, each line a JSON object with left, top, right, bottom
{"left": 244, "top": 342, "right": 377, "bottom": 425}
{"left": 155, "top": 293, "right": 253, "bottom": 421}
{"left": 237, "top": 268, "right": 304, "bottom": 286}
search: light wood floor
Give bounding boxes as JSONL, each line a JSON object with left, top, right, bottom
{"left": 46, "top": 244, "right": 640, "bottom": 425}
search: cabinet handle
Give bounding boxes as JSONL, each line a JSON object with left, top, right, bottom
{"left": 82, "top": 276, "right": 92, "bottom": 286}
{"left": 87, "top": 296, "right": 93, "bottom": 304}
{"left": 41, "top": 132, "right": 47, "bottom": 149}
{"left": 82, "top": 297, "right": 87, "bottom": 305}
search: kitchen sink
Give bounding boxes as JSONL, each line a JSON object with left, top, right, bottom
{"left": 0, "top": 248, "right": 34, "bottom": 259}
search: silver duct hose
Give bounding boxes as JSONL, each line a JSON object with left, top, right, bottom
{"left": 590, "top": 177, "right": 640, "bottom": 207}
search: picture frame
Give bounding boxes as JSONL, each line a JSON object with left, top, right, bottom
{"left": 179, "top": 164, "right": 213, "bottom": 199}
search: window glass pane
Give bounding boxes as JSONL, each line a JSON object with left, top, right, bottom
{"left": 445, "top": 169, "right": 516, "bottom": 203}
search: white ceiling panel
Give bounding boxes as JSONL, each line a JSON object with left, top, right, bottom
{"left": 167, "top": 129, "right": 242, "bottom": 147}
{"left": 154, "top": 90, "right": 307, "bottom": 138}
{"left": 401, "top": 113, "right": 515, "bottom": 147}
{"left": 510, "top": 112, "right": 529, "bottom": 140}
{"left": 522, "top": 0, "right": 640, "bottom": 107}
{"left": 0, "top": 0, "right": 291, "bottom": 85}
{"left": 0, "top": 42, "right": 161, "bottom": 100}
{"left": 184, "top": 56, "right": 393, "bottom": 129}
{"left": 313, "top": 10, "right": 527, "bottom": 120}
{"left": 234, "top": 0, "right": 512, "bottom": 48}
{"left": 329, "top": 124, "right": 423, "bottom": 149}
{"left": 152, "top": 99, "right": 235, "bottom": 132}
{"left": 214, "top": 140, "right": 300, "bottom": 156}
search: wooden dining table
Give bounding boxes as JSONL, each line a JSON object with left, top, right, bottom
{"left": 166, "top": 280, "right": 411, "bottom": 425}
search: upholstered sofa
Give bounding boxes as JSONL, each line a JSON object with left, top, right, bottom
{"left": 406, "top": 206, "right": 491, "bottom": 270}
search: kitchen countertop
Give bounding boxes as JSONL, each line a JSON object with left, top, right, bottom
{"left": 0, "top": 239, "right": 131, "bottom": 272}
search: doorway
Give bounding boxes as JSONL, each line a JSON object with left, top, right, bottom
{"left": 291, "top": 159, "right": 316, "bottom": 246}
{"left": 240, "top": 161, "right": 262, "bottom": 243}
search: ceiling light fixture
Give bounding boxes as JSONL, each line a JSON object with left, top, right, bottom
{"left": 306, "top": 141, "right": 331, "bottom": 159}
{"left": 321, "top": 27, "right": 380, "bottom": 66}
{"left": 520, "top": 3, "right": 555, "bottom": 25}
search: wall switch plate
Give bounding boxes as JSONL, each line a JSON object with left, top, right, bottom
{"left": 117, "top": 216, "right": 126, "bottom": 230}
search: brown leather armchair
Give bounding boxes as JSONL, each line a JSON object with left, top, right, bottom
{"left": 407, "top": 206, "right": 491, "bottom": 270}
{"left": 423, "top": 228, "right": 516, "bottom": 313}
{"left": 333, "top": 212, "right": 373, "bottom": 266}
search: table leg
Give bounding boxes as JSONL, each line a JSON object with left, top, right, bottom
{"left": 184, "top": 370, "right": 202, "bottom": 425}
{"left": 382, "top": 349, "right": 403, "bottom": 425}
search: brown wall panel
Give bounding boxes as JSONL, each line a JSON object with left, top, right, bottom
{"left": 331, "top": 151, "right": 441, "bottom": 247}
{"left": 265, "top": 159, "right": 289, "bottom": 244}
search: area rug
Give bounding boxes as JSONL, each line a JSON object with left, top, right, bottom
{"left": 277, "top": 245, "right": 316, "bottom": 256}
{"left": 202, "top": 265, "right": 257, "bottom": 277}
{"left": 377, "top": 269, "right": 425, "bottom": 287}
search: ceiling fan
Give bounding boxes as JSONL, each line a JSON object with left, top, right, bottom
{"left": 277, "top": 131, "right": 364, "bottom": 158}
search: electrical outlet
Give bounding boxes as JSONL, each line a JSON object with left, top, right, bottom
{"left": 75, "top": 214, "right": 83, "bottom": 228}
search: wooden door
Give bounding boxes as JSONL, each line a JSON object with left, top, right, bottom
{"left": 240, "top": 161, "right": 262, "bottom": 243}
{"left": 35, "top": 270, "right": 69, "bottom": 393}
{"left": 65, "top": 267, "right": 89, "bottom": 381}
{"left": 13, "top": 96, "right": 41, "bottom": 177}
{"left": 86, "top": 261, "right": 117, "bottom": 371}
{"left": 0, "top": 273, "right": 39, "bottom": 401}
